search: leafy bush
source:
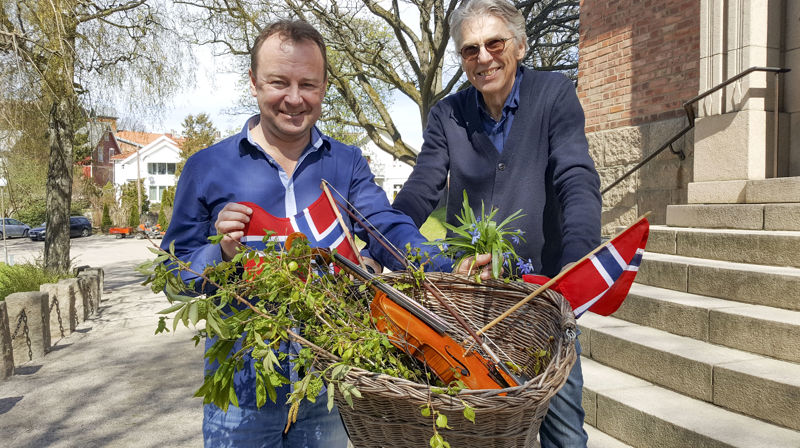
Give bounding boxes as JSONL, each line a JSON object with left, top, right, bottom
{"left": 0, "top": 263, "right": 71, "bottom": 301}
{"left": 101, "top": 203, "right": 112, "bottom": 231}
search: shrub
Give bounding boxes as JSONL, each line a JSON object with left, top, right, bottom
{"left": 0, "top": 263, "right": 71, "bottom": 301}
{"left": 101, "top": 203, "right": 112, "bottom": 232}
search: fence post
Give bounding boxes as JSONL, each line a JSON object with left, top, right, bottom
{"left": 5, "top": 291, "right": 50, "bottom": 365}
{"left": 0, "top": 301, "right": 14, "bottom": 379}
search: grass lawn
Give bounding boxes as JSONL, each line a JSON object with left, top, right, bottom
{"left": 419, "top": 207, "right": 447, "bottom": 241}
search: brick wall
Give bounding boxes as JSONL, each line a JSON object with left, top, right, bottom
{"left": 578, "top": 0, "right": 700, "bottom": 133}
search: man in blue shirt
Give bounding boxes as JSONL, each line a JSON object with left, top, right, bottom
{"left": 163, "top": 20, "right": 490, "bottom": 448}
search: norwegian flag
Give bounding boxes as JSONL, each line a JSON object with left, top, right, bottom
{"left": 523, "top": 216, "right": 649, "bottom": 318}
{"left": 237, "top": 192, "right": 359, "bottom": 265}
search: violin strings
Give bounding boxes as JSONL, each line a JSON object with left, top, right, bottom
{"left": 321, "top": 180, "right": 518, "bottom": 365}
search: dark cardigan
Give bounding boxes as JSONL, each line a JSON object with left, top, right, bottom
{"left": 393, "top": 67, "right": 601, "bottom": 277}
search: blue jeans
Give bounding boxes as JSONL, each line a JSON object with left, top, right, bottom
{"left": 202, "top": 393, "right": 349, "bottom": 448}
{"left": 539, "top": 338, "right": 588, "bottom": 448}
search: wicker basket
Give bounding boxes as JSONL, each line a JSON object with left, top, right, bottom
{"left": 332, "top": 272, "right": 578, "bottom": 448}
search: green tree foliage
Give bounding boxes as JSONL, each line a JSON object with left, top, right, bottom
{"left": 177, "top": 113, "right": 218, "bottom": 176}
{"left": 0, "top": 0, "right": 186, "bottom": 272}
{"left": 157, "top": 185, "right": 175, "bottom": 230}
{"left": 175, "top": 0, "right": 578, "bottom": 164}
{"left": 119, "top": 181, "right": 148, "bottom": 227}
{"left": 101, "top": 203, "right": 112, "bottom": 231}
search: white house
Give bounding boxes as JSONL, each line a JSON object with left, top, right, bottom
{"left": 361, "top": 141, "right": 414, "bottom": 202}
{"left": 113, "top": 135, "right": 181, "bottom": 203}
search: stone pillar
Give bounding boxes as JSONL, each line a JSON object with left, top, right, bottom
{"left": 5, "top": 291, "right": 50, "bottom": 365}
{"left": 58, "top": 278, "right": 86, "bottom": 332}
{"left": 0, "top": 301, "right": 14, "bottom": 379}
{"left": 691, "top": 0, "right": 788, "bottom": 203}
{"left": 76, "top": 275, "right": 94, "bottom": 319}
{"left": 40, "top": 282, "right": 72, "bottom": 342}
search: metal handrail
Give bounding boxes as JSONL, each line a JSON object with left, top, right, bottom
{"left": 601, "top": 66, "right": 790, "bottom": 195}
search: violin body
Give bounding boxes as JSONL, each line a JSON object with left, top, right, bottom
{"left": 370, "top": 291, "right": 516, "bottom": 390}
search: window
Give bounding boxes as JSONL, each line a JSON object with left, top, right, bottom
{"left": 148, "top": 185, "right": 168, "bottom": 202}
{"left": 147, "top": 162, "right": 176, "bottom": 175}
{"left": 98, "top": 148, "right": 103, "bottom": 162}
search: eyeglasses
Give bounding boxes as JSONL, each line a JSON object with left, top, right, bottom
{"left": 459, "top": 37, "right": 512, "bottom": 61}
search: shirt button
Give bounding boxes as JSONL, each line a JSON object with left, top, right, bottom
{"left": 498, "top": 163, "right": 506, "bottom": 171}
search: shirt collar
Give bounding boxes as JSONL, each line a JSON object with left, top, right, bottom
{"left": 239, "top": 114, "right": 327, "bottom": 158}
{"left": 475, "top": 66, "right": 524, "bottom": 121}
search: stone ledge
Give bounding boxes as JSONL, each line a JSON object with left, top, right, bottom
{"left": 666, "top": 204, "right": 764, "bottom": 229}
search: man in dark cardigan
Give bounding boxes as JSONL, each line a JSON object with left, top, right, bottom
{"left": 391, "top": 0, "right": 601, "bottom": 446}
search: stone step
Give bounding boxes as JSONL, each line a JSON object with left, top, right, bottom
{"left": 577, "top": 314, "right": 800, "bottom": 431}
{"left": 585, "top": 424, "right": 633, "bottom": 448}
{"left": 581, "top": 357, "right": 800, "bottom": 448}
{"left": 646, "top": 225, "right": 800, "bottom": 268}
{"left": 665, "top": 203, "right": 800, "bottom": 231}
{"left": 687, "top": 177, "right": 800, "bottom": 204}
{"left": 636, "top": 252, "right": 800, "bottom": 311}
{"left": 612, "top": 283, "right": 800, "bottom": 363}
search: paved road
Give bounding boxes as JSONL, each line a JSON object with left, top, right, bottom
{"left": 0, "top": 235, "right": 204, "bottom": 447}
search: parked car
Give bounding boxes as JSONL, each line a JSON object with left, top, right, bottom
{"left": 0, "top": 218, "right": 31, "bottom": 239}
{"left": 29, "top": 216, "right": 93, "bottom": 241}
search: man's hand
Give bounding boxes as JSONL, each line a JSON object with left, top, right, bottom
{"left": 455, "top": 253, "right": 496, "bottom": 281}
{"left": 214, "top": 202, "right": 253, "bottom": 261}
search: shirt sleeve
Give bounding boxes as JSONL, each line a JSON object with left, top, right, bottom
{"left": 547, "top": 77, "right": 602, "bottom": 267}
{"left": 346, "top": 146, "right": 453, "bottom": 273}
{"left": 160, "top": 154, "right": 224, "bottom": 291}
{"left": 391, "top": 104, "right": 451, "bottom": 227}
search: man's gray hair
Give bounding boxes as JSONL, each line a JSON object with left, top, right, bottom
{"left": 449, "top": 0, "right": 528, "bottom": 54}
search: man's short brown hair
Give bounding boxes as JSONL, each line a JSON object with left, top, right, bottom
{"left": 250, "top": 20, "right": 328, "bottom": 78}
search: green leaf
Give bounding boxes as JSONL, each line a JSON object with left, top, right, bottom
{"left": 327, "top": 384, "right": 335, "bottom": 412}
{"left": 188, "top": 302, "right": 199, "bottom": 325}
{"left": 420, "top": 405, "right": 431, "bottom": 417}
{"left": 157, "top": 302, "right": 185, "bottom": 315}
{"left": 463, "top": 405, "right": 476, "bottom": 423}
{"left": 435, "top": 413, "right": 448, "bottom": 429}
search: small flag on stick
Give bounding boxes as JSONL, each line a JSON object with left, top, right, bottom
{"left": 523, "top": 215, "right": 649, "bottom": 317}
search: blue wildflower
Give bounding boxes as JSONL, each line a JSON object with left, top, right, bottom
{"left": 516, "top": 258, "right": 534, "bottom": 275}
{"left": 511, "top": 234, "right": 520, "bottom": 245}
{"left": 441, "top": 242, "right": 449, "bottom": 252}
{"left": 469, "top": 228, "right": 481, "bottom": 244}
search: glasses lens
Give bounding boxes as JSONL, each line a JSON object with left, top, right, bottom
{"left": 485, "top": 38, "right": 507, "bottom": 53}
{"left": 461, "top": 45, "right": 480, "bottom": 59}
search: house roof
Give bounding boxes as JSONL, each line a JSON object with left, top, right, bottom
{"left": 113, "top": 131, "right": 184, "bottom": 160}
{"left": 114, "top": 134, "right": 182, "bottom": 165}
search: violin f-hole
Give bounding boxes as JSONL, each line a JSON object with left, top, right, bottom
{"left": 444, "top": 345, "right": 470, "bottom": 377}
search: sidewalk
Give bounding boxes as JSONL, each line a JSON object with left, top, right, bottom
{"left": 0, "top": 257, "right": 204, "bottom": 447}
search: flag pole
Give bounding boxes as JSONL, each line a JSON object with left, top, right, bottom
{"left": 473, "top": 212, "right": 651, "bottom": 338}
{"left": 320, "top": 180, "right": 366, "bottom": 269}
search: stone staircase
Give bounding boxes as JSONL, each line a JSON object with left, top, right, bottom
{"left": 580, "top": 179, "right": 800, "bottom": 448}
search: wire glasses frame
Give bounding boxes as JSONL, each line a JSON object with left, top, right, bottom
{"left": 459, "top": 37, "right": 513, "bottom": 61}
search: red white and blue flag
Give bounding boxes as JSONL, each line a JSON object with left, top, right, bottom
{"left": 523, "top": 216, "right": 649, "bottom": 318}
{"left": 238, "top": 192, "right": 359, "bottom": 265}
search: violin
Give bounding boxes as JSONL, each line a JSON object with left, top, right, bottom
{"left": 288, "top": 233, "right": 520, "bottom": 390}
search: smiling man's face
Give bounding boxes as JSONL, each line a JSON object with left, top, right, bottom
{"left": 249, "top": 33, "right": 327, "bottom": 146}
{"left": 459, "top": 15, "right": 525, "bottom": 110}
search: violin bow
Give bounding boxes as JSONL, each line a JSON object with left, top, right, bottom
{"left": 319, "top": 180, "right": 524, "bottom": 386}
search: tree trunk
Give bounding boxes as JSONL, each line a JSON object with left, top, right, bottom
{"left": 44, "top": 96, "right": 74, "bottom": 273}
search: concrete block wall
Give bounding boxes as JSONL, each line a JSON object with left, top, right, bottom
{"left": 0, "top": 269, "right": 103, "bottom": 379}
{"left": 590, "top": 116, "right": 694, "bottom": 235}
